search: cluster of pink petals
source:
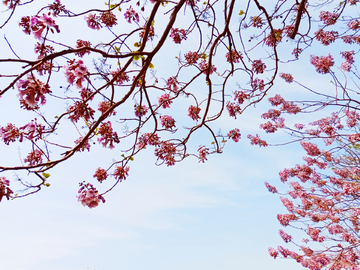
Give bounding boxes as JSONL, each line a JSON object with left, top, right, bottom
{"left": 97, "top": 121, "right": 120, "bottom": 149}
{"left": 64, "top": 59, "right": 88, "bottom": 88}
{"left": 160, "top": 115, "right": 176, "bottom": 129}
{"left": 319, "top": 11, "right": 338, "bottom": 25}
{"left": 247, "top": 134, "right": 268, "bottom": 147}
{"left": 234, "top": 91, "right": 249, "bottom": 104}
{"left": 113, "top": 166, "right": 129, "bottom": 182}
{"left": 0, "top": 123, "right": 20, "bottom": 145}
{"left": 134, "top": 104, "right": 148, "bottom": 117}
{"left": 225, "top": 50, "right": 242, "bottom": 63}
{"left": 170, "top": 28, "right": 187, "bottom": 44}
{"left": 93, "top": 168, "right": 108, "bottom": 183}
{"left": 184, "top": 51, "right": 201, "bottom": 65}
{"left": 197, "top": 145, "right": 209, "bottom": 163}
{"left": 77, "top": 182, "right": 105, "bottom": 208}
{"left": 188, "top": 105, "right": 201, "bottom": 121}
{"left": 251, "top": 78, "right": 265, "bottom": 91}
{"left": 310, "top": 54, "right": 334, "bottom": 74}
{"left": 340, "top": 51, "right": 355, "bottom": 72}
{"left": 315, "top": 29, "right": 338, "bottom": 46}
{"left": 166, "top": 76, "right": 179, "bottom": 92}
{"left": 124, "top": 6, "right": 139, "bottom": 24}
{"left": 0, "top": 176, "right": 13, "bottom": 202}
{"left": 252, "top": 59, "right": 266, "bottom": 74}
{"left": 20, "top": 13, "right": 60, "bottom": 39}
{"left": 265, "top": 182, "right": 277, "bottom": 193}
{"left": 17, "top": 75, "right": 51, "bottom": 108}
{"left": 155, "top": 141, "right": 177, "bottom": 166}
{"left": 158, "top": 94, "right": 172, "bottom": 109}
{"left": 199, "top": 60, "right": 217, "bottom": 75}
{"left": 137, "top": 133, "right": 160, "bottom": 149}
{"left": 226, "top": 102, "right": 241, "bottom": 118}
{"left": 227, "top": 128, "right": 241, "bottom": 142}
{"left": 111, "top": 69, "right": 130, "bottom": 85}
{"left": 348, "top": 19, "right": 360, "bottom": 30}
{"left": 279, "top": 73, "right": 294, "bottom": 83}
{"left": 84, "top": 13, "right": 102, "bottom": 30}
{"left": 24, "top": 149, "right": 43, "bottom": 165}
{"left": 279, "top": 229, "right": 292, "bottom": 243}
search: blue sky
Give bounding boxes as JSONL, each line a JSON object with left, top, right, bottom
{"left": 0, "top": 0, "right": 348, "bottom": 269}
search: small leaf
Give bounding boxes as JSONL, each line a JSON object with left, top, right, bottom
{"left": 42, "top": 173, "right": 51, "bottom": 178}
{"left": 129, "top": 156, "right": 134, "bottom": 161}
{"left": 149, "top": 63, "right": 154, "bottom": 69}
{"left": 239, "top": 10, "right": 244, "bottom": 16}
{"left": 44, "top": 183, "right": 51, "bottom": 187}
{"left": 133, "top": 55, "right": 140, "bottom": 61}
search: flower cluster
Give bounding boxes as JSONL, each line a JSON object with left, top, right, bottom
{"left": 227, "top": 128, "right": 241, "bottom": 142}
{"left": 98, "top": 101, "right": 116, "bottom": 116}
{"left": 124, "top": 6, "right": 139, "bottom": 23}
{"left": 67, "top": 101, "right": 95, "bottom": 122}
{"left": 0, "top": 176, "right": 13, "bottom": 202}
{"left": 77, "top": 182, "right": 105, "bottom": 208}
{"left": 24, "top": 149, "right": 43, "bottom": 165}
{"left": 137, "top": 133, "right": 160, "bottom": 149}
{"left": 113, "top": 166, "right": 129, "bottom": 182}
{"left": 188, "top": 105, "right": 201, "bottom": 121}
{"left": 97, "top": 121, "right": 120, "bottom": 149}
{"left": 166, "top": 76, "right": 179, "bottom": 92}
{"left": 155, "top": 141, "right": 177, "bottom": 166}
{"left": 264, "top": 29, "right": 282, "bottom": 47}
{"left": 199, "top": 60, "right": 217, "bottom": 74}
{"left": 160, "top": 115, "right": 176, "bottom": 129}
{"left": 84, "top": 13, "right": 102, "bottom": 30}
{"left": 319, "top": 11, "right": 338, "bottom": 25}
{"left": 100, "top": 11, "right": 117, "bottom": 27}
{"left": 134, "top": 105, "right": 148, "bottom": 117}
{"left": 185, "top": 51, "right": 201, "bottom": 65}
{"left": 340, "top": 51, "right": 355, "bottom": 72}
{"left": 315, "top": 29, "right": 338, "bottom": 46}
{"left": 158, "top": 94, "right": 172, "bottom": 109}
{"left": 17, "top": 75, "right": 51, "bottom": 109}
{"left": 19, "top": 13, "right": 60, "bottom": 39}
{"left": 0, "top": 123, "right": 21, "bottom": 145}
{"left": 251, "top": 78, "right": 265, "bottom": 91}
{"left": 247, "top": 134, "right": 268, "bottom": 147}
{"left": 279, "top": 73, "right": 293, "bottom": 83}
{"left": 225, "top": 50, "right": 242, "bottom": 63}
{"left": 198, "top": 145, "right": 209, "bottom": 163}
{"left": 310, "top": 54, "right": 334, "bottom": 74}
{"left": 93, "top": 168, "right": 108, "bottom": 183}
{"left": 226, "top": 102, "right": 241, "bottom": 118}
{"left": 75, "top": 39, "right": 92, "bottom": 57}
{"left": 170, "top": 28, "right": 187, "bottom": 44}
{"left": 111, "top": 69, "right": 130, "bottom": 85}
{"left": 64, "top": 59, "right": 88, "bottom": 88}
{"left": 252, "top": 60, "right": 266, "bottom": 74}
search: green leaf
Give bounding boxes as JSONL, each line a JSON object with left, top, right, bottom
{"left": 239, "top": 10, "right": 244, "bottom": 16}
{"left": 129, "top": 156, "right": 134, "bottom": 161}
{"left": 42, "top": 173, "right": 51, "bottom": 178}
{"left": 133, "top": 55, "right": 140, "bottom": 61}
{"left": 149, "top": 63, "right": 154, "bottom": 69}
{"left": 44, "top": 183, "right": 51, "bottom": 187}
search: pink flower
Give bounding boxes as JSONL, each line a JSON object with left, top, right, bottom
{"left": 252, "top": 59, "right": 266, "bottom": 74}
{"left": 185, "top": 51, "right": 200, "bottom": 65}
{"left": 199, "top": 60, "right": 217, "bottom": 74}
{"left": 300, "top": 141, "right": 321, "bottom": 156}
{"left": 93, "top": 168, "right": 108, "bottom": 183}
{"left": 310, "top": 54, "right": 334, "bottom": 74}
{"left": 348, "top": 19, "right": 360, "bottom": 30}
{"left": 0, "top": 176, "right": 13, "bottom": 202}
{"left": 134, "top": 104, "right": 148, "bottom": 117}
{"left": 268, "top": 247, "right": 278, "bottom": 259}
{"left": 24, "top": 149, "right": 43, "bottom": 165}
{"left": 170, "top": 28, "right": 187, "bottom": 44}
{"left": 160, "top": 115, "right": 176, "bottom": 129}
{"left": 225, "top": 50, "right": 242, "bottom": 63}
{"left": 226, "top": 102, "right": 241, "bottom": 118}
{"left": 158, "top": 94, "right": 172, "bottom": 109}
{"left": 77, "top": 182, "right": 105, "bottom": 208}
{"left": 97, "top": 121, "right": 120, "bottom": 148}
{"left": 84, "top": 13, "right": 102, "bottom": 30}
{"left": 113, "top": 166, "right": 129, "bottom": 182}
{"left": 262, "top": 109, "right": 281, "bottom": 120}
{"left": 234, "top": 91, "right": 249, "bottom": 104}
{"left": 166, "top": 76, "right": 179, "bottom": 92}
{"left": 268, "top": 94, "right": 285, "bottom": 106}
{"left": 111, "top": 69, "right": 129, "bottom": 85}
{"left": 319, "top": 11, "right": 338, "bottom": 25}
{"left": 265, "top": 182, "right": 278, "bottom": 193}
{"left": 0, "top": 123, "right": 20, "bottom": 145}
{"left": 98, "top": 101, "right": 116, "bottom": 116}
{"left": 137, "top": 133, "right": 160, "bottom": 149}
{"left": 198, "top": 145, "right": 209, "bottom": 163}
{"left": 64, "top": 59, "right": 88, "bottom": 88}
{"left": 251, "top": 78, "right": 265, "bottom": 91}
{"left": 315, "top": 29, "right": 338, "bottom": 46}
{"left": 188, "top": 105, "right": 201, "bottom": 121}
{"left": 17, "top": 75, "right": 51, "bottom": 109}
{"left": 124, "top": 6, "right": 139, "bottom": 23}
{"left": 279, "top": 73, "right": 294, "bottom": 83}
{"left": 247, "top": 134, "right": 268, "bottom": 147}
{"left": 264, "top": 29, "right": 282, "bottom": 47}
{"left": 227, "top": 128, "right": 241, "bottom": 142}
{"left": 155, "top": 141, "right": 177, "bottom": 166}
{"left": 279, "top": 230, "right": 292, "bottom": 243}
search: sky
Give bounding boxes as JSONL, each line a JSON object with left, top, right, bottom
{"left": 0, "top": 0, "right": 348, "bottom": 270}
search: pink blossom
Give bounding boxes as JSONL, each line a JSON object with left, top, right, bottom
{"left": 84, "top": 13, "right": 102, "bottom": 30}
{"left": 111, "top": 69, "right": 130, "bottom": 85}
{"left": 227, "top": 128, "right": 241, "bottom": 142}
{"left": 155, "top": 141, "right": 177, "bottom": 166}
{"left": 280, "top": 197, "right": 294, "bottom": 212}
{"left": 315, "top": 29, "right": 338, "bottom": 46}
{"left": 251, "top": 78, "right": 265, "bottom": 91}
{"left": 226, "top": 102, "right": 241, "bottom": 118}
{"left": 294, "top": 123, "right": 304, "bottom": 130}
{"left": 188, "top": 105, "right": 201, "bottom": 121}
{"left": 17, "top": 75, "right": 51, "bottom": 108}
{"left": 166, "top": 76, "right": 179, "bottom": 92}
{"left": 184, "top": 51, "right": 201, "bottom": 65}
{"left": 77, "top": 182, "right": 105, "bottom": 208}
{"left": 199, "top": 60, "right": 217, "bottom": 74}
{"left": 158, "top": 94, "right": 172, "bottom": 109}
{"left": 310, "top": 54, "right": 334, "bottom": 74}
{"left": 277, "top": 214, "right": 295, "bottom": 227}
{"left": 252, "top": 59, "right": 266, "bottom": 74}
{"left": 24, "top": 149, "right": 43, "bottom": 165}
{"left": 279, "top": 230, "right": 292, "bottom": 243}
{"left": 0, "top": 176, "right": 13, "bottom": 202}
{"left": 262, "top": 109, "right": 281, "bottom": 120}
{"left": 170, "top": 28, "right": 187, "bottom": 44}
{"left": 279, "top": 73, "right": 293, "bottom": 83}
{"left": 234, "top": 91, "right": 249, "bottom": 104}
{"left": 113, "top": 166, "right": 129, "bottom": 182}
{"left": 198, "top": 145, "right": 209, "bottom": 163}
{"left": 348, "top": 19, "right": 360, "bottom": 30}
{"left": 265, "top": 182, "right": 278, "bottom": 193}
{"left": 247, "top": 134, "right": 268, "bottom": 147}
{"left": 97, "top": 121, "right": 120, "bottom": 149}
{"left": 64, "top": 59, "right": 88, "bottom": 88}
{"left": 124, "top": 6, "right": 139, "bottom": 24}
{"left": 160, "top": 115, "right": 176, "bottom": 129}
{"left": 137, "top": 133, "right": 160, "bottom": 149}
{"left": 93, "top": 168, "right": 108, "bottom": 183}
{"left": 345, "top": 109, "right": 360, "bottom": 127}
{"left": 134, "top": 104, "right": 148, "bottom": 117}
{"left": 319, "top": 11, "right": 338, "bottom": 25}
{"left": 264, "top": 29, "right": 282, "bottom": 47}
{"left": 268, "top": 247, "right": 278, "bottom": 259}
{"left": 225, "top": 50, "right": 242, "bottom": 63}
{"left": 0, "top": 123, "right": 20, "bottom": 145}
{"left": 20, "top": 14, "right": 60, "bottom": 39}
